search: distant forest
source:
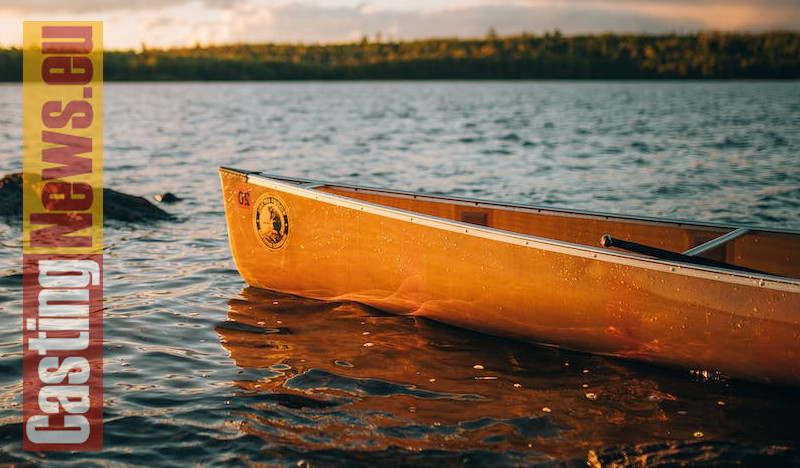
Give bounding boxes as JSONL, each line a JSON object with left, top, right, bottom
{"left": 2, "top": 32, "right": 799, "bottom": 81}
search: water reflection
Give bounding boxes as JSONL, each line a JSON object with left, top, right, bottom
{"left": 217, "top": 287, "right": 800, "bottom": 465}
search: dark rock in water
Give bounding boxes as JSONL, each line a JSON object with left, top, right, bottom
{"left": 0, "top": 173, "right": 23, "bottom": 218}
{"left": 154, "top": 192, "right": 182, "bottom": 203}
{"left": 103, "top": 188, "right": 173, "bottom": 222}
{"left": 0, "top": 172, "right": 173, "bottom": 224}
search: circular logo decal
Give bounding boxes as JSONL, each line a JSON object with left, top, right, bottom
{"left": 253, "top": 194, "right": 289, "bottom": 250}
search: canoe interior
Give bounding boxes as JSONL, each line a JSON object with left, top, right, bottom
{"left": 310, "top": 184, "right": 800, "bottom": 280}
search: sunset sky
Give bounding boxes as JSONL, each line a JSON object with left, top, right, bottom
{"left": 1, "top": 0, "right": 798, "bottom": 50}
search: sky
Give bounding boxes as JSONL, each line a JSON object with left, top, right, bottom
{"left": 1, "top": 0, "right": 798, "bottom": 50}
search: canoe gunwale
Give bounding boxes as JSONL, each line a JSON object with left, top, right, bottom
{"left": 221, "top": 167, "right": 800, "bottom": 291}
{"left": 221, "top": 166, "right": 800, "bottom": 236}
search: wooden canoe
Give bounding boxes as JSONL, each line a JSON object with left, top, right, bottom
{"left": 219, "top": 167, "right": 800, "bottom": 385}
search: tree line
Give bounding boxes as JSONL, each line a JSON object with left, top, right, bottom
{"left": 2, "top": 32, "right": 799, "bottom": 81}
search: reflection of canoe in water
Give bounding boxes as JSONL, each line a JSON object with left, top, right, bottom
{"left": 218, "top": 287, "right": 800, "bottom": 462}
{"left": 219, "top": 167, "right": 800, "bottom": 386}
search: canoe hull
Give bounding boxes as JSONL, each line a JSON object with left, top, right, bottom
{"left": 220, "top": 168, "right": 800, "bottom": 385}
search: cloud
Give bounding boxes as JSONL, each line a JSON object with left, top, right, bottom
{"left": 159, "top": 0, "right": 799, "bottom": 47}
{"left": 612, "top": 0, "right": 800, "bottom": 30}
{"left": 0, "top": 0, "right": 191, "bottom": 13}
{"left": 141, "top": 16, "right": 178, "bottom": 30}
{"left": 144, "top": 2, "right": 667, "bottom": 47}
{"left": 3, "top": 0, "right": 797, "bottom": 49}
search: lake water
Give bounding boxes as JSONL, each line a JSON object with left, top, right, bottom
{"left": 1, "top": 81, "right": 799, "bottom": 466}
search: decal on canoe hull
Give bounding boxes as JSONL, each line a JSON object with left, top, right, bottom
{"left": 253, "top": 194, "right": 289, "bottom": 250}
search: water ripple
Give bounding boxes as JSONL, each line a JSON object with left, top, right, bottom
{"left": 0, "top": 81, "right": 798, "bottom": 466}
